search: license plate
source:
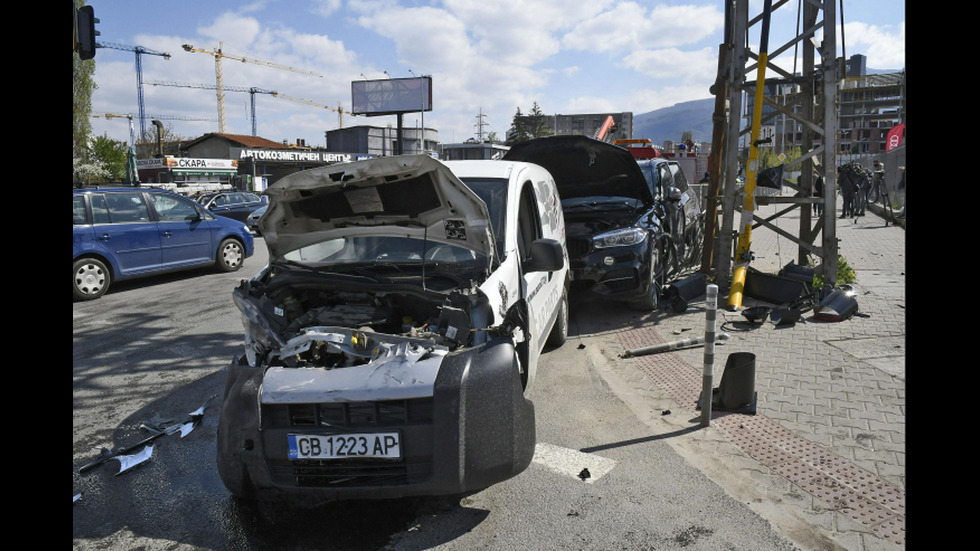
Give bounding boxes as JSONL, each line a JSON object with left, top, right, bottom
{"left": 287, "top": 432, "right": 401, "bottom": 460}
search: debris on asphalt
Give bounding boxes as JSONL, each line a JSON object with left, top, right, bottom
{"left": 578, "top": 468, "right": 591, "bottom": 481}
{"left": 77, "top": 395, "right": 215, "bottom": 475}
{"left": 114, "top": 445, "right": 154, "bottom": 475}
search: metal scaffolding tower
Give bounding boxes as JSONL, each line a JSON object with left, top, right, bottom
{"left": 95, "top": 42, "right": 171, "bottom": 139}
{"left": 707, "top": 0, "right": 841, "bottom": 301}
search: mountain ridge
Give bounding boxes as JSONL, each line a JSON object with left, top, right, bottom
{"left": 632, "top": 67, "right": 903, "bottom": 146}
{"left": 632, "top": 98, "right": 715, "bottom": 146}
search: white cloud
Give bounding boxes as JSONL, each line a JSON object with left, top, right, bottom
{"left": 622, "top": 46, "right": 717, "bottom": 85}
{"left": 842, "top": 21, "right": 905, "bottom": 70}
{"left": 197, "top": 13, "right": 262, "bottom": 47}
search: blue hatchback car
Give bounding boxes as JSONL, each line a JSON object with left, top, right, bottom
{"left": 73, "top": 187, "right": 255, "bottom": 300}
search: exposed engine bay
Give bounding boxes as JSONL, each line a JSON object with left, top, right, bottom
{"left": 232, "top": 265, "right": 520, "bottom": 371}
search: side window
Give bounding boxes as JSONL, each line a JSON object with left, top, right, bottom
{"left": 73, "top": 196, "right": 88, "bottom": 225}
{"left": 150, "top": 193, "right": 199, "bottom": 222}
{"left": 90, "top": 194, "right": 111, "bottom": 224}
{"left": 516, "top": 183, "right": 542, "bottom": 262}
{"left": 670, "top": 165, "right": 689, "bottom": 191}
{"left": 214, "top": 194, "right": 230, "bottom": 206}
{"left": 657, "top": 165, "right": 673, "bottom": 199}
{"left": 104, "top": 192, "right": 150, "bottom": 223}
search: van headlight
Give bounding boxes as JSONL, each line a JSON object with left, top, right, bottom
{"left": 592, "top": 227, "right": 647, "bottom": 249}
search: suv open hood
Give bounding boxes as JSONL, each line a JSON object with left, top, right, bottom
{"left": 259, "top": 155, "right": 495, "bottom": 261}
{"left": 503, "top": 135, "right": 652, "bottom": 205}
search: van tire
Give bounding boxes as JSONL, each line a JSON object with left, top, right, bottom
{"left": 547, "top": 290, "right": 568, "bottom": 347}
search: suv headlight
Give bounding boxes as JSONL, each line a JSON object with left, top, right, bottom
{"left": 592, "top": 227, "right": 647, "bottom": 249}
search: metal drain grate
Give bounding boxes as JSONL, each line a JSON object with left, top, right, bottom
{"left": 618, "top": 326, "right": 906, "bottom": 546}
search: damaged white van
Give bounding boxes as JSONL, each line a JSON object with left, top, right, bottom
{"left": 217, "top": 155, "right": 569, "bottom": 504}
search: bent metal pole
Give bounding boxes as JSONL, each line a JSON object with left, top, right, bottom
{"left": 727, "top": 0, "right": 773, "bottom": 310}
{"left": 701, "top": 284, "right": 718, "bottom": 427}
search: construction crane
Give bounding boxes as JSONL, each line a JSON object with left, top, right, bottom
{"left": 95, "top": 42, "right": 171, "bottom": 139}
{"left": 146, "top": 81, "right": 276, "bottom": 136}
{"left": 181, "top": 42, "right": 323, "bottom": 133}
{"left": 268, "top": 92, "right": 354, "bottom": 128}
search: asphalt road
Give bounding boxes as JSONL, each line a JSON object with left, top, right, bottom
{"left": 73, "top": 237, "right": 801, "bottom": 551}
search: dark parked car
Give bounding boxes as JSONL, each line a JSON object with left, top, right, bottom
{"left": 246, "top": 205, "right": 266, "bottom": 235}
{"left": 197, "top": 191, "right": 267, "bottom": 223}
{"left": 504, "top": 136, "right": 702, "bottom": 310}
{"left": 73, "top": 187, "right": 255, "bottom": 300}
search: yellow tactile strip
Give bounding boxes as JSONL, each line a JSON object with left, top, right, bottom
{"left": 618, "top": 326, "right": 906, "bottom": 546}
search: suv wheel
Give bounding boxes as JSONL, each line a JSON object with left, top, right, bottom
{"left": 216, "top": 238, "right": 244, "bottom": 272}
{"left": 633, "top": 240, "right": 670, "bottom": 311}
{"left": 73, "top": 258, "right": 110, "bottom": 301}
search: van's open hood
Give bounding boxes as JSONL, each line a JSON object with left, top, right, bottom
{"left": 503, "top": 136, "right": 652, "bottom": 205}
{"left": 259, "top": 155, "right": 495, "bottom": 261}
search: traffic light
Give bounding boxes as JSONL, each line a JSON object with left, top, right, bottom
{"left": 75, "top": 5, "right": 99, "bottom": 60}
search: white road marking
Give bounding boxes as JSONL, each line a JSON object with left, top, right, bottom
{"left": 532, "top": 442, "right": 617, "bottom": 484}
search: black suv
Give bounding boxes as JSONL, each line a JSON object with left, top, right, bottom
{"left": 196, "top": 191, "right": 267, "bottom": 223}
{"left": 504, "top": 136, "right": 702, "bottom": 310}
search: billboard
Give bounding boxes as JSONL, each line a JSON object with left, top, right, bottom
{"left": 351, "top": 76, "right": 432, "bottom": 116}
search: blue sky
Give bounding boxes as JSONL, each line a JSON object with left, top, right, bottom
{"left": 86, "top": 0, "right": 905, "bottom": 149}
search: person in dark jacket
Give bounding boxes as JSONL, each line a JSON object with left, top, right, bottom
{"left": 812, "top": 169, "right": 824, "bottom": 215}
{"left": 838, "top": 164, "right": 856, "bottom": 218}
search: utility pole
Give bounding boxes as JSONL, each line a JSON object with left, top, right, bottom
{"left": 475, "top": 108, "right": 489, "bottom": 141}
{"left": 713, "top": 0, "right": 840, "bottom": 297}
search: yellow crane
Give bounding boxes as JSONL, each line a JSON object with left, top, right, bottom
{"left": 269, "top": 92, "right": 355, "bottom": 129}
{"left": 181, "top": 42, "right": 323, "bottom": 133}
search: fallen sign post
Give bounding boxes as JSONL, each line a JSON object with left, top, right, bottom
{"left": 620, "top": 331, "right": 729, "bottom": 358}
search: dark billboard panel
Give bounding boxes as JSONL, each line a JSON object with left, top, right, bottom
{"left": 351, "top": 76, "right": 432, "bottom": 116}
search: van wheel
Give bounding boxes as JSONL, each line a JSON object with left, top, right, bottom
{"left": 73, "top": 258, "right": 110, "bottom": 301}
{"left": 216, "top": 238, "right": 244, "bottom": 272}
{"left": 546, "top": 290, "right": 568, "bottom": 347}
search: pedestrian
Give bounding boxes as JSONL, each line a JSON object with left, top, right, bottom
{"left": 871, "top": 160, "right": 885, "bottom": 204}
{"left": 838, "top": 164, "right": 856, "bottom": 218}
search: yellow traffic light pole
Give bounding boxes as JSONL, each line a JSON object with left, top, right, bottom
{"left": 727, "top": 0, "right": 772, "bottom": 311}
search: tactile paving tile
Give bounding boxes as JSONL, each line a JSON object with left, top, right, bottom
{"left": 618, "top": 326, "right": 906, "bottom": 546}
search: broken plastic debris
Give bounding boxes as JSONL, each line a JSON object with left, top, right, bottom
{"left": 74, "top": 493, "right": 82, "bottom": 504}
{"left": 115, "top": 445, "right": 153, "bottom": 475}
{"left": 578, "top": 468, "right": 591, "bottom": 481}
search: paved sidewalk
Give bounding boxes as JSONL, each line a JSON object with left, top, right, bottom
{"left": 614, "top": 199, "right": 905, "bottom": 550}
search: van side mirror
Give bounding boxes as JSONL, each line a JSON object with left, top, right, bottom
{"left": 524, "top": 238, "right": 564, "bottom": 273}
{"left": 666, "top": 186, "right": 683, "bottom": 202}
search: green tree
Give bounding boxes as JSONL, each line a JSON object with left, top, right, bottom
{"left": 526, "top": 102, "right": 552, "bottom": 139}
{"left": 507, "top": 107, "right": 530, "bottom": 145}
{"left": 90, "top": 134, "right": 129, "bottom": 182}
{"left": 506, "top": 102, "right": 553, "bottom": 145}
